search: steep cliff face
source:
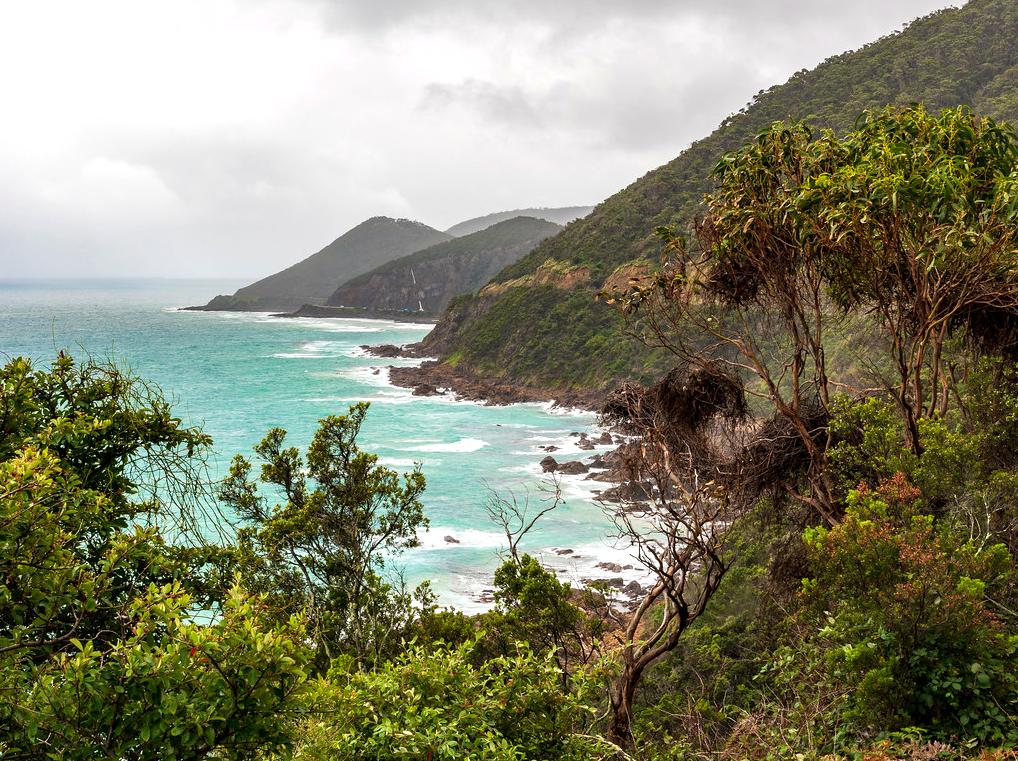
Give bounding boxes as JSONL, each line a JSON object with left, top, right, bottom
{"left": 326, "top": 217, "right": 561, "bottom": 315}
{"left": 190, "top": 217, "right": 451, "bottom": 312}
{"left": 418, "top": 0, "right": 1018, "bottom": 390}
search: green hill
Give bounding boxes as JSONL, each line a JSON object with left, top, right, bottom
{"left": 444, "top": 206, "right": 593, "bottom": 237}
{"left": 326, "top": 216, "right": 562, "bottom": 315}
{"left": 419, "top": 0, "right": 1018, "bottom": 391}
{"left": 191, "top": 217, "right": 451, "bottom": 312}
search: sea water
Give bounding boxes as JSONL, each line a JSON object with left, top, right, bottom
{"left": 0, "top": 278, "right": 643, "bottom": 610}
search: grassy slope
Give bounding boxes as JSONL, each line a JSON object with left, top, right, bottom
{"left": 424, "top": 0, "right": 1018, "bottom": 391}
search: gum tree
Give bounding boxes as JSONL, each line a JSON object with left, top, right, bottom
{"left": 615, "top": 106, "right": 1018, "bottom": 519}
{"left": 799, "top": 106, "right": 1018, "bottom": 453}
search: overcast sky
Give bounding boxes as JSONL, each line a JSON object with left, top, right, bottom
{"left": 0, "top": 0, "right": 960, "bottom": 279}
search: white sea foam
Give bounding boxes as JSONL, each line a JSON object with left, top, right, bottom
{"left": 498, "top": 464, "right": 538, "bottom": 473}
{"left": 536, "top": 538, "right": 655, "bottom": 591}
{"left": 527, "top": 400, "right": 596, "bottom": 417}
{"left": 320, "top": 324, "right": 383, "bottom": 333}
{"left": 558, "top": 471, "right": 608, "bottom": 503}
{"left": 273, "top": 339, "right": 357, "bottom": 359}
{"left": 339, "top": 365, "right": 394, "bottom": 387}
{"left": 418, "top": 527, "right": 506, "bottom": 550}
{"left": 377, "top": 457, "right": 422, "bottom": 468}
{"left": 303, "top": 392, "right": 418, "bottom": 406}
{"left": 518, "top": 432, "right": 614, "bottom": 457}
{"left": 384, "top": 323, "right": 435, "bottom": 332}
{"left": 401, "top": 437, "right": 489, "bottom": 453}
{"left": 249, "top": 316, "right": 387, "bottom": 333}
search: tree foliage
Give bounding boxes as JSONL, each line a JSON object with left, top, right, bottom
{"left": 0, "top": 357, "right": 308, "bottom": 759}
{"left": 221, "top": 402, "right": 430, "bottom": 670}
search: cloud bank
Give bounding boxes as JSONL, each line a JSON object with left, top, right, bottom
{"left": 0, "top": 0, "right": 958, "bottom": 278}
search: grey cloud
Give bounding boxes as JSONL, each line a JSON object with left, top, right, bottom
{"left": 0, "top": 0, "right": 962, "bottom": 278}
{"left": 309, "top": 0, "right": 957, "bottom": 36}
{"left": 418, "top": 64, "right": 762, "bottom": 153}
{"left": 422, "top": 80, "right": 546, "bottom": 129}
{"left": 409, "top": 1, "right": 958, "bottom": 152}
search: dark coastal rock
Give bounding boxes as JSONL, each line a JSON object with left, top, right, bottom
{"left": 596, "top": 482, "right": 654, "bottom": 503}
{"left": 540, "top": 456, "right": 559, "bottom": 473}
{"left": 443, "top": 535, "right": 460, "bottom": 544}
{"left": 596, "top": 561, "right": 623, "bottom": 573}
{"left": 588, "top": 454, "right": 607, "bottom": 469}
{"left": 624, "top": 580, "right": 645, "bottom": 597}
{"left": 595, "top": 431, "right": 614, "bottom": 445}
{"left": 387, "top": 361, "right": 605, "bottom": 409}
{"left": 557, "top": 460, "right": 589, "bottom": 475}
{"left": 363, "top": 343, "right": 404, "bottom": 358}
{"left": 554, "top": 548, "right": 574, "bottom": 556}
{"left": 412, "top": 383, "right": 441, "bottom": 396}
{"left": 582, "top": 577, "right": 625, "bottom": 589}
{"left": 577, "top": 439, "right": 595, "bottom": 451}
{"left": 539, "top": 445, "right": 559, "bottom": 452}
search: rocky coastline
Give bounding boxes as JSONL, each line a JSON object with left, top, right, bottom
{"left": 456, "top": 429, "right": 652, "bottom": 608}
{"left": 179, "top": 303, "right": 439, "bottom": 324}
{"left": 359, "top": 340, "right": 656, "bottom": 606}
{"left": 364, "top": 344, "right": 607, "bottom": 410}
{"left": 362, "top": 341, "right": 650, "bottom": 505}
{"left": 273, "top": 304, "right": 439, "bottom": 323}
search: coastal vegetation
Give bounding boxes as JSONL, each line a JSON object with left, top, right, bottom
{"left": 4, "top": 103, "right": 1018, "bottom": 758}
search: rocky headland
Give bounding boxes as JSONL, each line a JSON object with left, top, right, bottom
{"left": 362, "top": 343, "right": 607, "bottom": 409}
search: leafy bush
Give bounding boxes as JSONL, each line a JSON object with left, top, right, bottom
{"left": 293, "top": 641, "right": 607, "bottom": 760}
{"left": 803, "top": 478, "right": 1018, "bottom": 742}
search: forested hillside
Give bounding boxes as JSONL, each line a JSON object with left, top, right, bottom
{"left": 421, "top": 0, "right": 1018, "bottom": 391}
{"left": 192, "top": 217, "right": 451, "bottom": 312}
{"left": 326, "top": 216, "right": 561, "bottom": 315}
{"left": 444, "top": 206, "right": 592, "bottom": 237}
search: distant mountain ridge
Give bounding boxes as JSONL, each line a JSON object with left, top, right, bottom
{"left": 326, "top": 216, "right": 562, "bottom": 315}
{"left": 191, "top": 217, "right": 451, "bottom": 312}
{"left": 444, "top": 207, "right": 593, "bottom": 238}
{"left": 416, "top": 0, "right": 1018, "bottom": 392}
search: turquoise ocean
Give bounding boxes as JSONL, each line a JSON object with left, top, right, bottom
{"left": 0, "top": 278, "right": 639, "bottom": 610}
